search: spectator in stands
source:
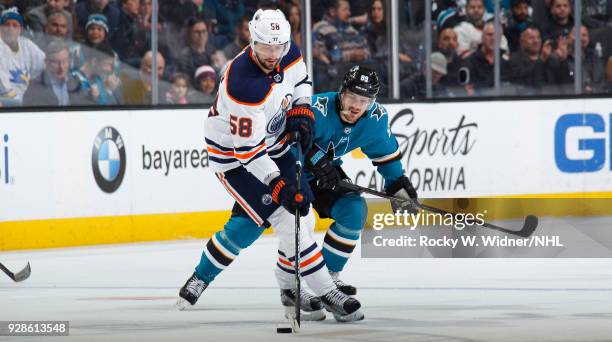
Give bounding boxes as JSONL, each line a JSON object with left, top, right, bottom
{"left": 435, "top": 4, "right": 466, "bottom": 31}
{"left": 71, "top": 14, "right": 119, "bottom": 72}
{"left": 133, "top": 0, "right": 176, "bottom": 75}
{"left": 26, "top": 0, "right": 73, "bottom": 38}
{"left": 454, "top": 0, "right": 508, "bottom": 55}
{"left": 23, "top": 41, "right": 91, "bottom": 106}
{"left": 34, "top": 10, "right": 71, "bottom": 49}
{"left": 581, "top": 0, "right": 612, "bottom": 29}
{"left": 84, "top": 14, "right": 109, "bottom": 47}
{"left": 75, "top": 0, "right": 120, "bottom": 42}
{"left": 504, "top": 0, "right": 532, "bottom": 53}
{"left": 363, "top": 0, "right": 386, "bottom": 61}
{"left": 0, "top": 8, "right": 46, "bottom": 106}
{"left": 541, "top": 0, "right": 573, "bottom": 40}
{"left": 121, "top": 50, "right": 166, "bottom": 104}
{"left": 508, "top": 24, "right": 570, "bottom": 94}
{"left": 177, "top": 17, "right": 225, "bottom": 83}
{"left": 463, "top": 22, "right": 510, "bottom": 94}
{"left": 283, "top": 2, "right": 302, "bottom": 49}
{"left": 165, "top": 0, "right": 210, "bottom": 30}
{"left": 222, "top": 16, "right": 249, "bottom": 60}
{"left": 454, "top": 0, "right": 486, "bottom": 54}
{"left": 165, "top": 72, "right": 191, "bottom": 104}
{"left": 111, "top": 0, "right": 140, "bottom": 65}
{"left": 347, "top": 0, "right": 370, "bottom": 28}
{"left": 205, "top": 0, "right": 245, "bottom": 44}
{"left": 191, "top": 64, "right": 216, "bottom": 103}
{"left": 436, "top": 26, "right": 464, "bottom": 87}
{"left": 313, "top": 0, "right": 371, "bottom": 65}
{"left": 312, "top": 0, "right": 372, "bottom": 92}
{"left": 565, "top": 25, "right": 605, "bottom": 93}
{"left": 401, "top": 51, "right": 449, "bottom": 99}
{"left": 74, "top": 42, "right": 122, "bottom": 105}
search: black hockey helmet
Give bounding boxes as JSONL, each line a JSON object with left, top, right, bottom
{"left": 340, "top": 65, "right": 380, "bottom": 99}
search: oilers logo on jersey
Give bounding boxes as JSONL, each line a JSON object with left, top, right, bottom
{"left": 266, "top": 93, "right": 292, "bottom": 135}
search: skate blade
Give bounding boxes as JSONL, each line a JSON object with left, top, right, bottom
{"left": 284, "top": 306, "right": 326, "bottom": 321}
{"left": 175, "top": 297, "right": 192, "bottom": 311}
{"left": 332, "top": 310, "right": 364, "bottom": 323}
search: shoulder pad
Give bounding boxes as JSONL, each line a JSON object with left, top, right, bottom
{"left": 226, "top": 49, "right": 273, "bottom": 106}
{"left": 279, "top": 42, "right": 302, "bottom": 72}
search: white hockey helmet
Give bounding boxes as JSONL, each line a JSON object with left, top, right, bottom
{"left": 249, "top": 9, "right": 291, "bottom": 58}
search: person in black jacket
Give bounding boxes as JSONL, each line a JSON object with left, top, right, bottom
{"left": 541, "top": 0, "right": 573, "bottom": 41}
{"left": 564, "top": 25, "right": 605, "bottom": 93}
{"left": 463, "top": 22, "right": 510, "bottom": 95}
{"left": 23, "top": 41, "right": 93, "bottom": 107}
{"left": 111, "top": 0, "right": 140, "bottom": 67}
{"left": 508, "top": 24, "right": 570, "bottom": 95}
{"left": 504, "top": 0, "right": 532, "bottom": 53}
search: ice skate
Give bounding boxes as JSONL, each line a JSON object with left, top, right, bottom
{"left": 281, "top": 288, "right": 326, "bottom": 321}
{"left": 330, "top": 271, "right": 356, "bottom": 295}
{"left": 320, "top": 288, "right": 364, "bottom": 322}
{"left": 176, "top": 272, "right": 208, "bottom": 310}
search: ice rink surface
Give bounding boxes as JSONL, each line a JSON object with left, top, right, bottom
{"left": 2, "top": 222, "right": 612, "bottom": 342}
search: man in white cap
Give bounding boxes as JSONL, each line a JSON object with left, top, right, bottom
{"left": 0, "top": 7, "right": 46, "bottom": 106}
{"left": 401, "top": 51, "right": 449, "bottom": 99}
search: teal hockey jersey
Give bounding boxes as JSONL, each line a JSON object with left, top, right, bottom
{"left": 308, "top": 92, "right": 404, "bottom": 188}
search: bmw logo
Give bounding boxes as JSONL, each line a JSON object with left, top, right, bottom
{"left": 92, "top": 127, "right": 126, "bottom": 193}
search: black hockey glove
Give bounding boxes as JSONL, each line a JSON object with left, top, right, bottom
{"left": 385, "top": 175, "right": 419, "bottom": 214}
{"left": 305, "top": 148, "right": 341, "bottom": 190}
{"left": 286, "top": 104, "right": 314, "bottom": 151}
{"left": 269, "top": 176, "right": 312, "bottom": 216}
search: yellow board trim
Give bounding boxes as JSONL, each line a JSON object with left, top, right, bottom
{"left": 2, "top": 191, "right": 611, "bottom": 251}
{"left": 0, "top": 211, "right": 333, "bottom": 251}
{"left": 365, "top": 192, "right": 612, "bottom": 231}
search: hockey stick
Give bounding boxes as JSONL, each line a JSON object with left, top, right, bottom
{"left": 337, "top": 180, "right": 538, "bottom": 238}
{"left": 0, "top": 262, "right": 31, "bottom": 282}
{"left": 293, "top": 133, "right": 303, "bottom": 331}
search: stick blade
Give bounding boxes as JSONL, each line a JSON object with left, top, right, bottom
{"left": 516, "top": 215, "right": 538, "bottom": 238}
{"left": 13, "top": 262, "right": 31, "bottom": 282}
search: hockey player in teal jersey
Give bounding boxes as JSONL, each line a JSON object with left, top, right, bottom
{"left": 302, "top": 65, "right": 418, "bottom": 295}
{"left": 178, "top": 65, "right": 417, "bottom": 320}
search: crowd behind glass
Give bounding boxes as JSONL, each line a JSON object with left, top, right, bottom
{"left": 0, "top": 0, "right": 610, "bottom": 107}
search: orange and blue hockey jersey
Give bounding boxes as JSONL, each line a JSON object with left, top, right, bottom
{"left": 205, "top": 42, "right": 311, "bottom": 184}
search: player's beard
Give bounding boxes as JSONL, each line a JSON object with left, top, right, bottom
{"left": 256, "top": 54, "right": 280, "bottom": 73}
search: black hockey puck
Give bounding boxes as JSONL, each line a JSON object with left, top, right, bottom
{"left": 276, "top": 327, "right": 293, "bottom": 334}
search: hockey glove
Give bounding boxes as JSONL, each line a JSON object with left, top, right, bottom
{"left": 269, "top": 176, "right": 312, "bottom": 216}
{"left": 305, "top": 148, "right": 341, "bottom": 190}
{"left": 286, "top": 104, "right": 314, "bottom": 151}
{"left": 385, "top": 175, "right": 419, "bottom": 214}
